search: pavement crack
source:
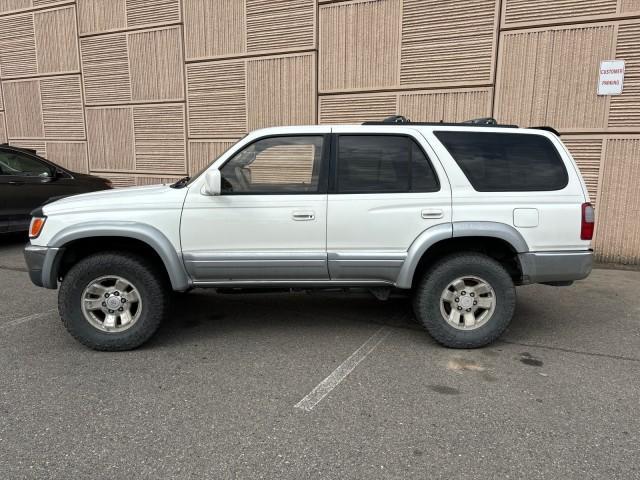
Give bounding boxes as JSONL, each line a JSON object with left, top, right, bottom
{"left": 0, "top": 265, "right": 28, "bottom": 273}
{"left": 499, "top": 339, "right": 640, "bottom": 363}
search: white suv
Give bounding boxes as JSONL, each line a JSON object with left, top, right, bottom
{"left": 24, "top": 117, "right": 594, "bottom": 351}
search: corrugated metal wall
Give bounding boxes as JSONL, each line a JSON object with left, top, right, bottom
{"left": 0, "top": 0, "right": 638, "bottom": 263}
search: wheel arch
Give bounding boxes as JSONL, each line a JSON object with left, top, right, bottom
{"left": 397, "top": 222, "right": 529, "bottom": 289}
{"left": 47, "top": 222, "right": 191, "bottom": 291}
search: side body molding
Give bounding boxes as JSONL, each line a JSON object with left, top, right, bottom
{"left": 48, "top": 222, "right": 192, "bottom": 291}
{"left": 396, "top": 223, "right": 453, "bottom": 289}
{"left": 452, "top": 221, "right": 530, "bottom": 253}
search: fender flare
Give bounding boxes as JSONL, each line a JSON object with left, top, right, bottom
{"left": 396, "top": 221, "right": 529, "bottom": 289}
{"left": 48, "top": 221, "right": 191, "bottom": 291}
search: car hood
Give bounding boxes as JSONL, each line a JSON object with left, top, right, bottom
{"left": 42, "top": 184, "right": 189, "bottom": 216}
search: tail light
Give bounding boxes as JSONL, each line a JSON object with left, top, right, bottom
{"left": 581, "top": 202, "right": 595, "bottom": 240}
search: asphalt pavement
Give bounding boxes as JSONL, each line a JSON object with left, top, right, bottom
{"left": 1, "top": 232, "right": 639, "bottom": 479}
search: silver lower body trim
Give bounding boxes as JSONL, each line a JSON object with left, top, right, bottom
{"left": 192, "top": 279, "right": 395, "bottom": 288}
{"left": 183, "top": 251, "right": 329, "bottom": 281}
{"left": 518, "top": 250, "right": 593, "bottom": 284}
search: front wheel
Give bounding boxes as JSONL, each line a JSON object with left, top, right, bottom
{"left": 412, "top": 253, "right": 516, "bottom": 348}
{"left": 58, "top": 252, "right": 169, "bottom": 351}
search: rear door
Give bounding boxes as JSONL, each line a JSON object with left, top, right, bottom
{"left": 429, "top": 129, "right": 588, "bottom": 251}
{"left": 326, "top": 126, "right": 452, "bottom": 283}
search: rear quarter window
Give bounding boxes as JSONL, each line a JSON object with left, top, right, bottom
{"left": 434, "top": 131, "right": 568, "bottom": 192}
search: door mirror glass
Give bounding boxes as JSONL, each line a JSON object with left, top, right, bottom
{"left": 202, "top": 169, "right": 221, "bottom": 196}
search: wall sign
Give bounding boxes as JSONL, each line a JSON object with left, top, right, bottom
{"left": 598, "top": 60, "right": 625, "bottom": 95}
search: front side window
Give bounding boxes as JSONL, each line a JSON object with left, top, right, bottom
{"left": 0, "top": 150, "right": 53, "bottom": 177}
{"left": 220, "top": 136, "right": 324, "bottom": 193}
{"left": 336, "top": 135, "right": 439, "bottom": 193}
{"left": 434, "top": 131, "right": 568, "bottom": 192}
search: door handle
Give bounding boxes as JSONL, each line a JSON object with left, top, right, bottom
{"left": 421, "top": 208, "right": 444, "bottom": 219}
{"left": 292, "top": 211, "right": 315, "bottom": 221}
{"left": 8, "top": 180, "right": 25, "bottom": 186}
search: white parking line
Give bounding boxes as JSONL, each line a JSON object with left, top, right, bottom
{"left": 0, "top": 309, "right": 57, "bottom": 329}
{"left": 294, "top": 326, "right": 392, "bottom": 412}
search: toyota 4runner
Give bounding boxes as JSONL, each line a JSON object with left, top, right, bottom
{"left": 24, "top": 117, "right": 594, "bottom": 351}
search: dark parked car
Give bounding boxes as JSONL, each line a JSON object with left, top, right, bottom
{"left": 0, "top": 144, "right": 112, "bottom": 233}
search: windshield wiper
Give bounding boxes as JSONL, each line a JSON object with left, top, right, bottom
{"left": 170, "top": 176, "right": 190, "bottom": 189}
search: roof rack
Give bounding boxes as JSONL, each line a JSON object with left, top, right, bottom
{"left": 362, "top": 116, "right": 519, "bottom": 128}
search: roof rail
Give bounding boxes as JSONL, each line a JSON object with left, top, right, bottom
{"left": 530, "top": 126, "right": 561, "bottom": 137}
{"left": 362, "top": 116, "right": 518, "bottom": 128}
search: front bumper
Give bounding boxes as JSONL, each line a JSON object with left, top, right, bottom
{"left": 24, "top": 245, "right": 62, "bottom": 289}
{"left": 518, "top": 250, "right": 593, "bottom": 285}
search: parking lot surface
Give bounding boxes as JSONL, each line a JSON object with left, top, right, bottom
{"left": 1, "top": 233, "right": 639, "bottom": 479}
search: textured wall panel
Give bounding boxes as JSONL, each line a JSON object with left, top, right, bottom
{"left": 133, "top": 104, "right": 186, "bottom": 173}
{"left": 609, "top": 22, "right": 640, "bottom": 127}
{"left": 0, "top": 82, "right": 3, "bottom": 110}
{"left": 135, "top": 175, "right": 182, "bottom": 185}
{"left": 39, "top": 76, "right": 85, "bottom": 140}
{"left": 503, "top": 0, "right": 616, "bottom": 27}
{"left": 2, "top": 80, "right": 43, "bottom": 138}
{"left": 400, "top": 0, "right": 497, "bottom": 87}
{"left": 495, "top": 25, "right": 614, "bottom": 130}
{"left": 183, "top": 0, "right": 245, "bottom": 59}
{"left": 0, "top": 12, "right": 37, "bottom": 78}
{"left": 0, "top": 112, "right": 6, "bottom": 143}
{"left": 398, "top": 88, "right": 492, "bottom": 123}
{"left": 0, "top": 1, "right": 70, "bottom": 14}
{"left": 47, "top": 142, "right": 89, "bottom": 173}
{"left": 319, "top": 0, "right": 401, "bottom": 91}
{"left": 319, "top": 93, "right": 397, "bottom": 124}
{"left": 247, "top": 53, "right": 315, "bottom": 130}
{"left": 8, "top": 140, "right": 46, "bottom": 156}
{"left": 81, "top": 34, "right": 132, "bottom": 105}
{"left": 0, "top": 1, "right": 31, "bottom": 14}
{"left": 187, "top": 60, "right": 247, "bottom": 138}
{"left": 594, "top": 137, "right": 640, "bottom": 264}
{"left": 621, "top": 0, "right": 640, "bottom": 12}
{"left": 86, "top": 107, "right": 135, "bottom": 171}
{"left": 34, "top": 6, "right": 79, "bottom": 75}
{"left": 126, "top": 0, "right": 181, "bottom": 28}
{"left": 246, "top": 0, "right": 314, "bottom": 53}
{"left": 77, "top": 0, "right": 127, "bottom": 35}
{"left": 188, "top": 140, "right": 236, "bottom": 175}
{"left": 128, "top": 27, "right": 184, "bottom": 102}
{"left": 98, "top": 173, "right": 136, "bottom": 187}
{"left": 562, "top": 136, "right": 603, "bottom": 203}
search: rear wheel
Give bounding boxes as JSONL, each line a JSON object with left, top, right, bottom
{"left": 413, "top": 253, "right": 516, "bottom": 348}
{"left": 59, "top": 252, "right": 168, "bottom": 351}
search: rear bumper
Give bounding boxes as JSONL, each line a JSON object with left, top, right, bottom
{"left": 24, "top": 245, "right": 62, "bottom": 289}
{"left": 518, "top": 250, "right": 593, "bottom": 285}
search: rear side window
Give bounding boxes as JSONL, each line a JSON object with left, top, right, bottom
{"left": 434, "top": 131, "right": 568, "bottom": 192}
{"left": 336, "top": 135, "right": 439, "bottom": 193}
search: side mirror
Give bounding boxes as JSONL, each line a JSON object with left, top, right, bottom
{"left": 202, "top": 169, "right": 221, "bottom": 196}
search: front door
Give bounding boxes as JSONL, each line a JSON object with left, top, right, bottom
{"left": 0, "top": 148, "right": 58, "bottom": 231}
{"left": 180, "top": 130, "right": 331, "bottom": 283}
{"left": 326, "top": 126, "right": 452, "bottom": 283}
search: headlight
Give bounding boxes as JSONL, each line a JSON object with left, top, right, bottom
{"left": 29, "top": 217, "right": 47, "bottom": 239}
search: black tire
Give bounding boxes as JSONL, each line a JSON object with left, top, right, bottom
{"left": 412, "top": 253, "right": 516, "bottom": 348}
{"left": 58, "top": 252, "right": 169, "bottom": 351}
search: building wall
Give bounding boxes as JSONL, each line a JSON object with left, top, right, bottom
{"left": 0, "top": 0, "right": 639, "bottom": 263}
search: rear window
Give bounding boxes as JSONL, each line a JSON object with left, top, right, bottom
{"left": 434, "top": 131, "right": 568, "bottom": 192}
